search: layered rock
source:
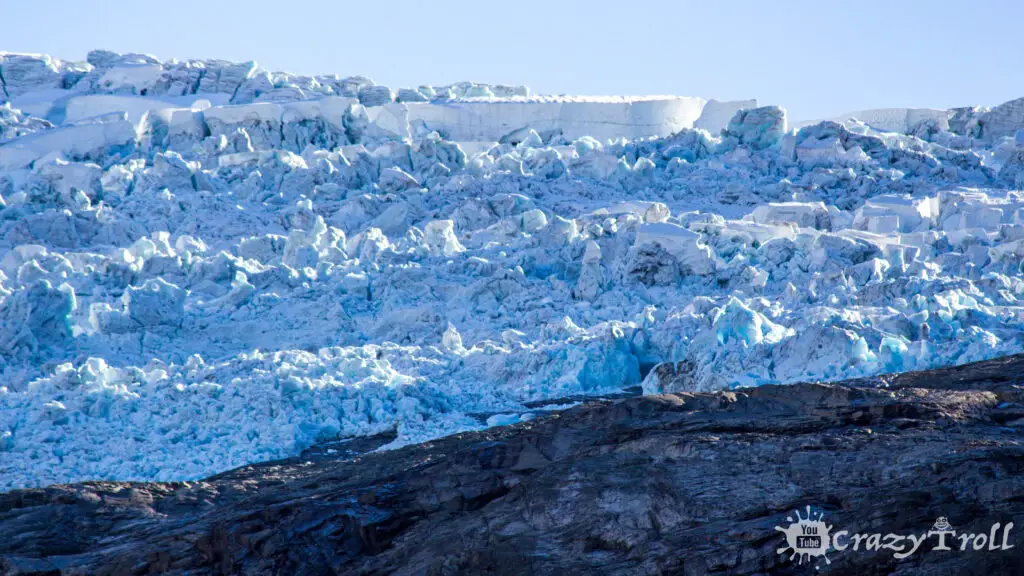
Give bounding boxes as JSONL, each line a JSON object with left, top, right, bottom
{"left": 3, "top": 354, "right": 1024, "bottom": 574}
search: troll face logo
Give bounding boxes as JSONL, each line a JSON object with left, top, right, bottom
{"left": 776, "top": 506, "right": 833, "bottom": 568}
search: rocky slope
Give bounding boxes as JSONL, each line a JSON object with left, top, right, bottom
{"left": 3, "top": 354, "right": 1024, "bottom": 575}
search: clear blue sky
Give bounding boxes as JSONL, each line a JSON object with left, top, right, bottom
{"left": 4, "top": 0, "right": 1022, "bottom": 120}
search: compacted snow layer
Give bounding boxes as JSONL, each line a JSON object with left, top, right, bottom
{"left": 3, "top": 51, "right": 1024, "bottom": 489}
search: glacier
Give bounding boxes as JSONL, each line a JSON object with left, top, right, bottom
{"left": 3, "top": 50, "right": 1024, "bottom": 489}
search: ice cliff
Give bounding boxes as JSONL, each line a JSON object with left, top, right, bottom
{"left": 3, "top": 50, "right": 1024, "bottom": 489}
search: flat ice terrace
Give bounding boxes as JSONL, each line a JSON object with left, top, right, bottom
{"left": 0, "top": 50, "right": 753, "bottom": 148}
{"left": 0, "top": 95, "right": 758, "bottom": 170}
{"left": 406, "top": 95, "right": 754, "bottom": 141}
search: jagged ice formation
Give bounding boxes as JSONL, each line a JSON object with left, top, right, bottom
{"left": 3, "top": 50, "right": 1024, "bottom": 489}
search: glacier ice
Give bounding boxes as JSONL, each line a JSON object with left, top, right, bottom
{"left": 3, "top": 50, "right": 1024, "bottom": 489}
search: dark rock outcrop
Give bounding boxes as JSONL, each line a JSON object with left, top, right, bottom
{"left": 4, "top": 355, "right": 1024, "bottom": 575}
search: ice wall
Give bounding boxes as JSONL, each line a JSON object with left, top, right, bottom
{"left": 1, "top": 95, "right": 755, "bottom": 167}
{"left": 1, "top": 52, "right": 755, "bottom": 147}
{"left": 978, "top": 97, "right": 1024, "bottom": 140}
{"left": 793, "top": 108, "right": 952, "bottom": 134}
{"left": 693, "top": 99, "right": 758, "bottom": 133}
{"left": 406, "top": 96, "right": 711, "bottom": 142}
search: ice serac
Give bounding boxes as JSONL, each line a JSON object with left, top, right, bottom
{"left": 693, "top": 98, "right": 757, "bottom": 134}
{"left": 748, "top": 201, "right": 830, "bottom": 230}
{"left": 0, "top": 116, "right": 136, "bottom": 169}
{"left": 722, "top": 105, "right": 786, "bottom": 150}
{"left": 63, "top": 94, "right": 182, "bottom": 127}
{"left": 2, "top": 49, "right": 1024, "bottom": 490}
{"left": 633, "top": 222, "right": 715, "bottom": 275}
{"left": 979, "top": 96, "right": 1024, "bottom": 141}
{"left": 0, "top": 53, "right": 74, "bottom": 100}
{"left": 0, "top": 103, "right": 54, "bottom": 142}
{"left": 793, "top": 107, "right": 952, "bottom": 135}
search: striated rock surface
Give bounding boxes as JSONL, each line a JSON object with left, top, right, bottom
{"left": 4, "top": 354, "right": 1024, "bottom": 575}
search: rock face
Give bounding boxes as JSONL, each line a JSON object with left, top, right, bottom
{"left": 3, "top": 355, "right": 1024, "bottom": 575}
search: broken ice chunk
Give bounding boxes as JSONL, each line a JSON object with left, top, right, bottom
{"left": 423, "top": 220, "right": 465, "bottom": 257}
{"left": 634, "top": 222, "right": 715, "bottom": 275}
{"left": 749, "top": 202, "right": 831, "bottom": 230}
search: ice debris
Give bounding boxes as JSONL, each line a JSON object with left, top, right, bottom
{"left": 1, "top": 50, "right": 1024, "bottom": 489}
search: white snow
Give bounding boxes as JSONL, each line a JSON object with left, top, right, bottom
{"left": 95, "top": 64, "right": 166, "bottom": 93}
{"left": 2, "top": 50, "right": 1024, "bottom": 490}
